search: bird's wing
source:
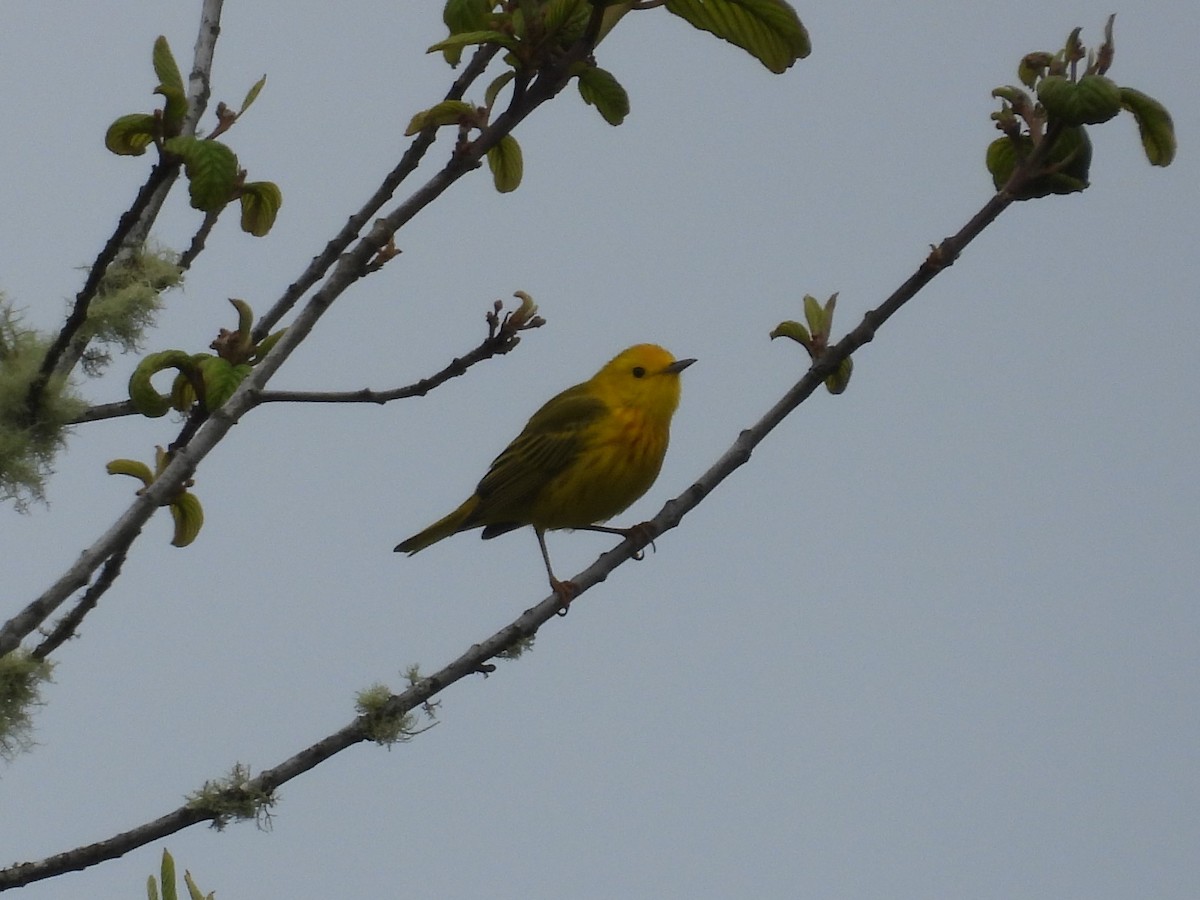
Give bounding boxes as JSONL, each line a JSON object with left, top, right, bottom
{"left": 474, "top": 384, "right": 607, "bottom": 514}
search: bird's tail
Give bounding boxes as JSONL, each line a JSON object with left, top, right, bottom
{"left": 394, "top": 496, "right": 479, "bottom": 554}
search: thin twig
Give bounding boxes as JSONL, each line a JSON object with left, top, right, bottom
{"left": 250, "top": 43, "right": 500, "bottom": 342}
{"left": 32, "top": 542, "right": 135, "bottom": 660}
{"left": 24, "top": 0, "right": 226, "bottom": 411}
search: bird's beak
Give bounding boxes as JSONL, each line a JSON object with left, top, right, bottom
{"left": 664, "top": 358, "right": 696, "bottom": 374}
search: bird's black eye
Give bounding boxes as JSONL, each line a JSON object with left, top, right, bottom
{"left": 632, "top": 366, "right": 646, "bottom": 378}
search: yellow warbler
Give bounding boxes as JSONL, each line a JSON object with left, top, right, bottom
{"left": 395, "top": 344, "right": 695, "bottom": 598}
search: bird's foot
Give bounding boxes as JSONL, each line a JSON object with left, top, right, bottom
{"left": 551, "top": 578, "right": 579, "bottom": 616}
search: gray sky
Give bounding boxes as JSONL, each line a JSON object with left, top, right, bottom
{"left": 3, "top": 2, "right": 1198, "bottom": 898}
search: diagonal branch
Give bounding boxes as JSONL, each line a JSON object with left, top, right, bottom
{"left": 250, "top": 43, "right": 500, "bottom": 341}
{"left": 0, "top": 142, "right": 1034, "bottom": 890}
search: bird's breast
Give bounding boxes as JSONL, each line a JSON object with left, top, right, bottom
{"left": 531, "top": 407, "right": 670, "bottom": 530}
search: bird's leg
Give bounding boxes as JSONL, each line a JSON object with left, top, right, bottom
{"left": 574, "top": 522, "right": 658, "bottom": 559}
{"left": 535, "top": 527, "right": 578, "bottom": 614}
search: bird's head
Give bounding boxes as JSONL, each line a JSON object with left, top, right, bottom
{"left": 593, "top": 343, "right": 696, "bottom": 420}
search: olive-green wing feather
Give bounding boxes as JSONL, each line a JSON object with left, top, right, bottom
{"left": 474, "top": 384, "right": 606, "bottom": 526}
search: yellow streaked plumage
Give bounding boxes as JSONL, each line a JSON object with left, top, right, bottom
{"left": 395, "top": 344, "right": 695, "bottom": 598}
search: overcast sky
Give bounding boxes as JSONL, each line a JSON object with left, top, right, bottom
{"left": 3, "top": 2, "right": 1198, "bottom": 898}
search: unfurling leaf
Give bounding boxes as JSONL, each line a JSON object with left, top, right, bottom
{"left": 152, "top": 36, "right": 184, "bottom": 92}
{"left": 769, "top": 320, "right": 811, "bottom": 347}
{"left": 239, "top": 181, "right": 283, "bottom": 236}
{"left": 426, "top": 30, "right": 519, "bottom": 57}
{"left": 1119, "top": 87, "right": 1176, "bottom": 167}
{"left": 442, "top": 0, "right": 496, "bottom": 64}
{"left": 1037, "top": 74, "right": 1121, "bottom": 126}
{"left": 577, "top": 66, "right": 630, "bottom": 126}
{"left": 487, "top": 134, "right": 523, "bottom": 192}
{"left": 197, "top": 356, "right": 251, "bottom": 410}
{"left": 105, "top": 114, "right": 158, "bottom": 156}
{"left": 105, "top": 458, "right": 156, "bottom": 488}
{"left": 404, "top": 100, "right": 478, "bottom": 136}
{"left": 163, "top": 136, "right": 240, "bottom": 211}
{"left": 170, "top": 491, "right": 205, "bottom": 547}
{"left": 129, "top": 350, "right": 196, "bottom": 417}
{"left": 240, "top": 75, "right": 267, "bottom": 115}
{"left": 664, "top": 0, "right": 810, "bottom": 73}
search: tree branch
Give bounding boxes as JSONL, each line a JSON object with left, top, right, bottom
{"left": 250, "top": 43, "right": 500, "bottom": 342}
{"left": 23, "top": 0, "right": 226, "bottom": 416}
{"left": 2, "top": 26, "right": 606, "bottom": 658}
{"left": 0, "top": 146, "right": 1029, "bottom": 889}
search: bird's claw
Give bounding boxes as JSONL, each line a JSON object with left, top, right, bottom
{"left": 551, "top": 578, "right": 579, "bottom": 615}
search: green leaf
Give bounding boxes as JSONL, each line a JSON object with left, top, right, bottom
{"left": 105, "top": 113, "right": 158, "bottom": 156}
{"left": 664, "top": 0, "right": 810, "bottom": 73}
{"left": 1119, "top": 87, "right": 1176, "bottom": 167}
{"left": 576, "top": 66, "right": 630, "bottom": 125}
{"left": 991, "top": 127, "right": 1093, "bottom": 200}
{"left": 152, "top": 36, "right": 184, "bottom": 92}
{"left": 541, "top": 0, "right": 591, "bottom": 46}
{"left": 487, "top": 134, "right": 523, "bottom": 192}
{"left": 155, "top": 84, "right": 189, "bottom": 136}
{"left": 444, "top": 0, "right": 495, "bottom": 34}
{"left": 198, "top": 356, "right": 250, "bottom": 410}
{"left": 427, "top": 30, "right": 519, "bottom": 57}
{"left": 170, "top": 490, "right": 205, "bottom": 547}
{"left": 825, "top": 356, "right": 853, "bottom": 395}
{"left": 159, "top": 849, "right": 178, "bottom": 900}
{"left": 769, "top": 319, "right": 811, "bottom": 347}
{"left": 240, "top": 74, "right": 267, "bottom": 115}
{"left": 106, "top": 458, "right": 156, "bottom": 487}
{"left": 129, "top": 350, "right": 195, "bottom": 417}
{"left": 1037, "top": 74, "right": 1121, "bottom": 126}
{"left": 485, "top": 71, "right": 516, "bottom": 109}
{"left": 250, "top": 328, "right": 287, "bottom": 364}
{"left": 404, "top": 100, "right": 478, "bottom": 136}
{"left": 163, "top": 136, "right": 240, "bottom": 212}
{"left": 239, "top": 181, "right": 283, "bottom": 236}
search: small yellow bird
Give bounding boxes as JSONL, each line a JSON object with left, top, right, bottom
{"left": 395, "top": 344, "right": 695, "bottom": 598}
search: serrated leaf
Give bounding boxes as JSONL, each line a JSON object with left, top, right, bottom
{"left": 1038, "top": 74, "right": 1121, "bottom": 126}
{"left": 1119, "top": 87, "right": 1176, "bottom": 167}
{"left": 197, "top": 356, "right": 249, "bottom": 410}
{"left": 427, "top": 30, "right": 518, "bottom": 57}
{"left": 105, "top": 113, "right": 158, "bottom": 156}
{"left": 240, "top": 74, "right": 267, "bottom": 115}
{"left": 577, "top": 66, "right": 630, "bottom": 125}
{"left": 445, "top": 0, "right": 495, "bottom": 34}
{"left": 129, "top": 349, "right": 195, "bottom": 417}
{"left": 239, "top": 181, "right": 283, "bottom": 236}
{"left": 404, "top": 100, "right": 478, "bottom": 136}
{"left": 170, "top": 491, "right": 205, "bottom": 547}
{"left": 152, "top": 36, "right": 184, "bottom": 92}
{"left": 163, "top": 136, "right": 239, "bottom": 211}
{"left": 994, "top": 126, "right": 1092, "bottom": 200}
{"left": 487, "top": 134, "right": 523, "bottom": 192}
{"left": 664, "top": 0, "right": 810, "bottom": 73}
{"left": 541, "top": 0, "right": 591, "bottom": 46}
{"left": 105, "top": 458, "right": 156, "bottom": 487}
